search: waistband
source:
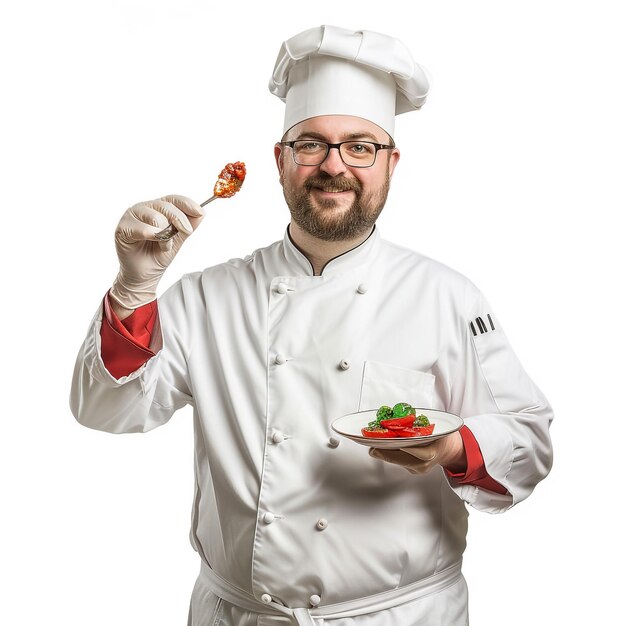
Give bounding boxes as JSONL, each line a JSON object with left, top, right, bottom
{"left": 199, "top": 560, "right": 463, "bottom": 626}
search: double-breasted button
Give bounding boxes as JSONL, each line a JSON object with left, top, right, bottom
{"left": 316, "top": 518, "right": 328, "bottom": 530}
{"left": 276, "top": 282, "right": 289, "bottom": 294}
{"left": 274, "top": 354, "right": 287, "bottom": 365}
{"left": 261, "top": 593, "right": 272, "bottom": 604}
{"left": 309, "top": 594, "right": 321, "bottom": 607}
{"left": 272, "top": 431, "right": 285, "bottom": 444}
{"left": 357, "top": 283, "right": 369, "bottom": 294}
{"left": 328, "top": 436, "right": 340, "bottom": 448}
{"left": 263, "top": 512, "right": 275, "bottom": 524}
{"left": 339, "top": 359, "right": 350, "bottom": 371}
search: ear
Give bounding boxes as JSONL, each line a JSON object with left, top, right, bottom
{"left": 274, "top": 143, "right": 285, "bottom": 181}
{"left": 388, "top": 148, "right": 401, "bottom": 179}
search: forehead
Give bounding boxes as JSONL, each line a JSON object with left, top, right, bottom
{"left": 284, "top": 115, "right": 389, "bottom": 142}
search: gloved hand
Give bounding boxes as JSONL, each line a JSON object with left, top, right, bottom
{"left": 109, "top": 195, "right": 205, "bottom": 310}
{"left": 368, "top": 431, "right": 466, "bottom": 475}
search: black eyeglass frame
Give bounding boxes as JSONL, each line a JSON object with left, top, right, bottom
{"left": 280, "top": 140, "right": 395, "bottom": 168}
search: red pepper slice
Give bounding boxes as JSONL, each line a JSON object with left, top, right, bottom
{"left": 380, "top": 415, "right": 415, "bottom": 429}
{"left": 361, "top": 427, "right": 398, "bottom": 438}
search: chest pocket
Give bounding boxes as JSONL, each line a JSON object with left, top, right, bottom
{"left": 358, "top": 360, "right": 436, "bottom": 412}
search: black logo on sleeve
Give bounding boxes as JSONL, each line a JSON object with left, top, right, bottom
{"left": 470, "top": 314, "right": 495, "bottom": 336}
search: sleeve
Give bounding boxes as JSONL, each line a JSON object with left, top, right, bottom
{"left": 100, "top": 294, "right": 160, "bottom": 379}
{"left": 445, "top": 425, "right": 508, "bottom": 495}
{"left": 70, "top": 278, "right": 194, "bottom": 434}
{"left": 445, "top": 286, "right": 554, "bottom": 513}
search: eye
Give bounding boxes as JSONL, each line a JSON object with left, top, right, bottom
{"left": 346, "top": 142, "right": 375, "bottom": 155}
{"left": 296, "top": 141, "right": 325, "bottom": 152}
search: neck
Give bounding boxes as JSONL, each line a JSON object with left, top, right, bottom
{"left": 288, "top": 221, "right": 374, "bottom": 276}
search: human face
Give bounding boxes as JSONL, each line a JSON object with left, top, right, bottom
{"left": 274, "top": 115, "right": 400, "bottom": 242}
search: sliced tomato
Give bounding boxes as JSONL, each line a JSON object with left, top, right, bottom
{"left": 415, "top": 424, "right": 435, "bottom": 436}
{"left": 380, "top": 415, "right": 415, "bottom": 429}
{"left": 393, "top": 427, "right": 420, "bottom": 437}
{"left": 394, "top": 424, "right": 436, "bottom": 437}
{"left": 361, "top": 427, "right": 398, "bottom": 438}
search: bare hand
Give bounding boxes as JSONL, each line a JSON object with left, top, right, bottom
{"left": 369, "top": 431, "right": 467, "bottom": 475}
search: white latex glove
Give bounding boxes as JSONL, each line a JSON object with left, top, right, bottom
{"left": 109, "top": 195, "right": 205, "bottom": 309}
{"left": 368, "top": 431, "right": 467, "bottom": 475}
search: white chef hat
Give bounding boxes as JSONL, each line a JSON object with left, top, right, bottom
{"left": 269, "top": 25, "right": 430, "bottom": 138}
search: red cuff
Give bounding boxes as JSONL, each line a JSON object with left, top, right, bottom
{"left": 100, "top": 294, "right": 159, "bottom": 379}
{"left": 445, "top": 425, "right": 508, "bottom": 495}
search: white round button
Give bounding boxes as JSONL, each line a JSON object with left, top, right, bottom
{"left": 309, "top": 594, "right": 321, "bottom": 607}
{"left": 261, "top": 593, "right": 272, "bottom": 604}
{"left": 272, "top": 431, "right": 285, "bottom": 444}
{"left": 339, "top": 359, "right": 350, "bottom": 371}
{"left": 274, "top": 354, "right": 287, "bottom": 365}
{"left": 276, "top": 282, "right": 289, "bottom": 294}
{"left": 316, "top": 518, "right": 328, "bottom": 530}
{"left": 328, "top": 436, "right": 340, "bottom": 448}
{"left": 263, "top": 512, "right": 275, "bottom": 524}
{"left": 357, "top": 283, "right": 368, "bottom": 294}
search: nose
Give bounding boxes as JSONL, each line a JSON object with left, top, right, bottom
{"left": 319, "top": 146, "right": 348, "bottom": 177}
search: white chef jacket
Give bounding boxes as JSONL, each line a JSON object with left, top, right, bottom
{"left": 71, "top": 226, "right": 553, "bottom": 625}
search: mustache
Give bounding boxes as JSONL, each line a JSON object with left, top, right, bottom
{"left": 304, "top": 175, "right": 361, "bottom": 193}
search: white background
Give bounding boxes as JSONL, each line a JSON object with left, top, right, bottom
{"left": 1, "top": 1, "right": 624, "bottom": 624}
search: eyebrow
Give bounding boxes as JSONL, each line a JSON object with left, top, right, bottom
{"left": 294, "top": 130, "right": 385, "bottom": 143}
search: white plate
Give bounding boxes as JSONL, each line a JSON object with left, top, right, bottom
{"left": 331, "top": 408, "right": 464, "bottom": 449}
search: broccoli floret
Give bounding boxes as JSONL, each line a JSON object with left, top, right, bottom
{"left": 414, "top": 414, "right": 430, "bottom": 427}
{"left": 376, "top": 405, "right": 394, "bottom": 421}
{"left": 392, "top": 402, "right": 413, "bottom": 418}
{"left": 368, "top": 405, "right": 393, "bottom": 428}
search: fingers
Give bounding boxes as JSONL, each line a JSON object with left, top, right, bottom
{"left": 160, "top": 194, "right": 206, "bottom": 226}
{"left": 115, "top": 206, "right": 166, "bottom": 244}
{"left": 143, "top": 199, "right": 195, "bottom": 237}
{"left": 369, "top": 448, "right": 411, "bottom": 467}
{"left": 401, "top": 445, "right": 437, "bottom": 462}
{"left": 369, "top": 445, "right": 438, "bottom": 475}
{"left": 158, "top": 239, "right": 173, "bottom": 253}
{"left": 116, "top": 200, "right": 194, "bottom": 245}
{"left": 369, "top": 448, "right": 429, "bottom": 468}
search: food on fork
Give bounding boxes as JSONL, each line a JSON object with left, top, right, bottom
{"left": 213, "top": 161, "right": 246, "bottom": 198}
{"left": 154, "top": 161, "right": 246, "bottom": 241}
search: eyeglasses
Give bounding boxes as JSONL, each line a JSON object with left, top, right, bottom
{"left": 280, "top": 140, "right": 395, "bottom": 168}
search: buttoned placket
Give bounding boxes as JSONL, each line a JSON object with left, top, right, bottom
{"left": 251, "top": 228, "right": 379, "bottom": 609}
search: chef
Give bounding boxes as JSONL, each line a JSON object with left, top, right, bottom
{"left": 71, "top": 25, "right": 553, "bottom": 626}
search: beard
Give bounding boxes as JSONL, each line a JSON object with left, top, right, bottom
{"left": 281, "top": 169, "right": 391, "bottom": 242}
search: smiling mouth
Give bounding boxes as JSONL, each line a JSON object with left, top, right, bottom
{"left": 311, "top": 189, "right": 355, "bottom": 205}
{"left": 305, "top": 176, "right": 360, "bottom": 195}
{"left": 314, "top": 188, "right": 353, "bottom": 193}
{"left": 311, "top": 186, "right": 356, "bottom": 195}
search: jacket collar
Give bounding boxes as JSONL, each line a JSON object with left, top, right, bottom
{"left": 282, "top": 224, "right": 379, "bottom": 277}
